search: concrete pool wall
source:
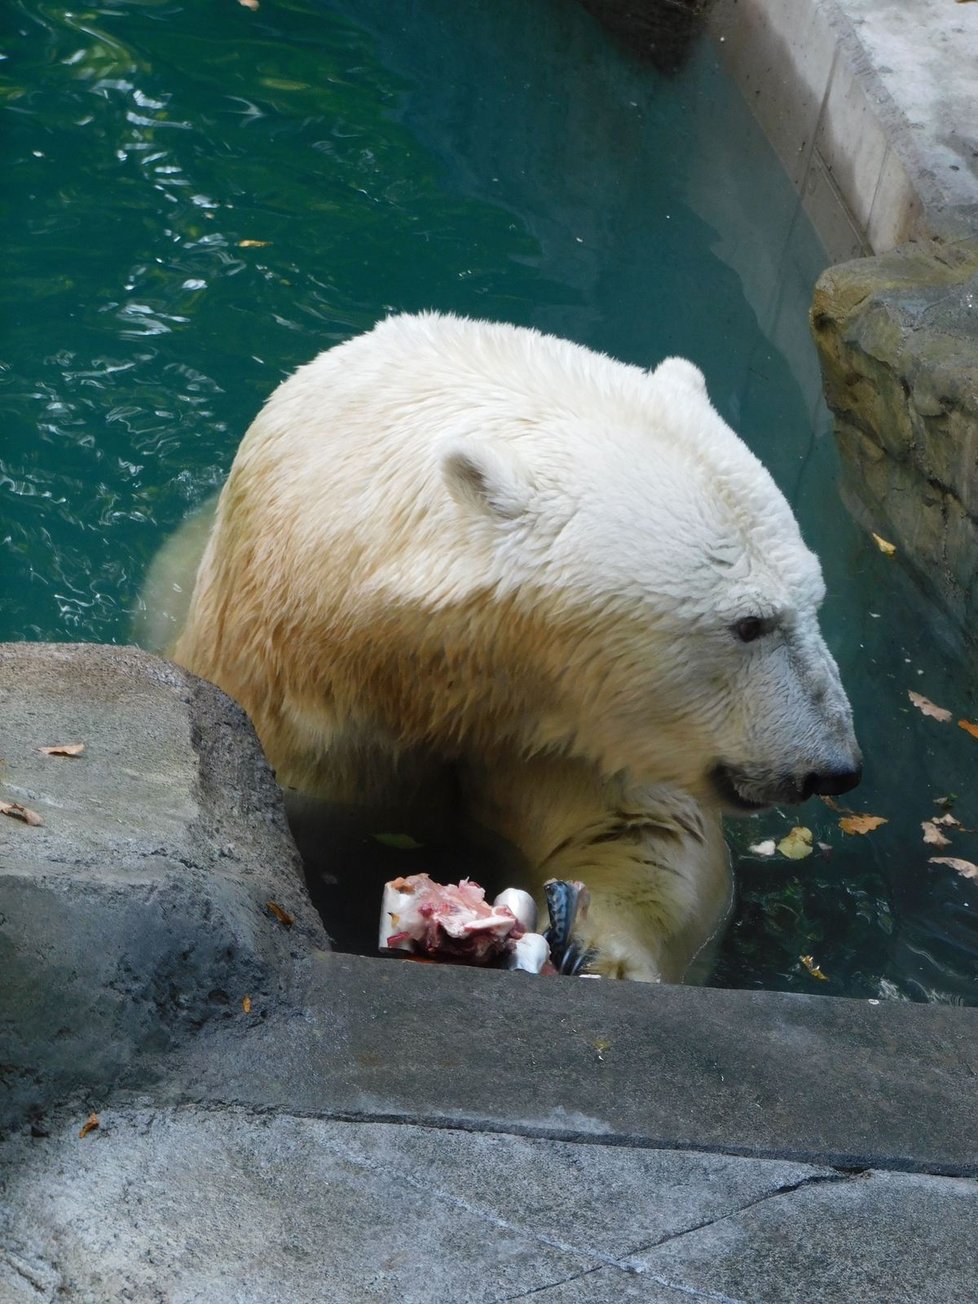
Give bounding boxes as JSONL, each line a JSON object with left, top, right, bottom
{"left": 709, "top": 0, "right": 978, "bottom": 651}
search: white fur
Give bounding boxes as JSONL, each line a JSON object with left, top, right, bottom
{"left": 157, "top": 312, "right": 858, "bottom": 981}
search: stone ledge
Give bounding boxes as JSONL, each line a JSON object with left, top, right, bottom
{"left": 709, "top": 0, "right": 978, "bottom": 260}
{"left": 811, "top": 238, "right": 978, "bottom": 647}
{"left": 0, "top": 643, "right": 329, "bottom": 1128}
{"left": 162, "top": 949, "right": 978, "bottom": 1178}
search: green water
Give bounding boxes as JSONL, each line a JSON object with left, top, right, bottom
{"left": 3, "top": 0, "right": 976, "bottom": 1002}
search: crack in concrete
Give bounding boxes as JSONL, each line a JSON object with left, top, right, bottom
{"left": 626, "top": 1170, "right": 856, "bottom": 1260}
{"left": 487, "top": 1173, "right": 859, "bottom": 1304}
{"left": 138, "top": 1094, "right": 973, "bottom": 1178}
{"left": 489, "top": 1262, "right": 605, "bottom": 1303}
{"left": 490, "top": 1262, "right": 749, "bottom": 1304}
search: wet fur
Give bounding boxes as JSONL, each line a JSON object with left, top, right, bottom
{"left": 143, "top": 313, "right": 856, "bottom": 980}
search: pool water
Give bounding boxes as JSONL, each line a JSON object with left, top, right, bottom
{"left": 3, "top": 0, "right": 976, "bottom": 1002}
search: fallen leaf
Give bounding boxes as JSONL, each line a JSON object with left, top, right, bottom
{"left": 839, "top": 814, "right": 888, "bottom": 836}
{"left": 871, "top": 532, "right": 896, "bottom": 556}
{"left": 958, "top": 719, "right": 978, "bottom": 740}
{"left": 371, "top": 832, "right": 423, "bottom": 850}
{"left": 0, "top": 800, "right": 44, "bottom": 826}
{"left": 932, "top": 813, "right": 961, "bottom": 828}
{"left": 265, "top": 900, "right": 294, "bottom": 927}
{"left": 39, "top": 742, "right": 85, "bottom": 757}
{"left": 921, "top": 820, "right": 951, "bottom": 848}
{"left": 748, "top": 839, "right": 776, "bottom": 856}
{"left": 242, "top": 994, "right": 252, "bottom": 1013}
{"left": 818, "top": 794, "right": 842, "bottom": 812}
{"left": 777, "top": 826, "right": 813, "bottom": 859}
{"left": 929, "top": 857, "right": 978, "bottom": 881}
{"left": 800, "top": 954, "right": 829, "bottom": 981}
{"left": 908, "top": 691, "right": 952, "bottom": 722}
{"left": 238, "top": 0, "right": 260, "bottom": 9}
{"left": 79, "top": 1113, "right": 100, "bottom": 1139}
{"left": 237, "top": 239, "right": 270, "bottom": 247}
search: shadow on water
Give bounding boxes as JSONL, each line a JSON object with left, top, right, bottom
{"left": 2, "top": 0, "right": 975, "bottom": 1001}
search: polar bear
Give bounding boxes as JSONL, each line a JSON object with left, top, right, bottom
{"left": 149, "top": 313, "right": 860, "bottom": 981}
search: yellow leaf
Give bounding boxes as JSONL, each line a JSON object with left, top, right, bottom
{"left": 0, "top": 799, "right": 43, "bottom": 826}
{"left": 79, "top": 1112, "right": 100, "bottom": 1138}
{"left": 929, "top": 857, "right": 978, "bottom": 881}
{"left": 39, "top": 742, "right": 85, "bottom": 757}
{"left": 839, "top": 814, "right": 888, "bottom": 836}
{"left": 238, "top": 239, "right": 271, "bottom": 248}
{"left": 800, "top": 954, "right": 829, "bottom": 981}
{"left": 871, "top": 532, "right": 896, "bottom": 556}
{"left": 907, "top": 691, "right": 951, "bottom": 722}
{"left": 921, "top": 821, "right": 950, "bottom": 848}
{"left": 777, "top": 826, "right": 813, "bottom": 859}
{"left": 932, "top": 813, "right": 960, "bottom": 828}
{"left": 958, "top": 719, "right": 978, "bottom": 740}
{"left": 242, "top": 994, "right": 252, "bottom": 1013}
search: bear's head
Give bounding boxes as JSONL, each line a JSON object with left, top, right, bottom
{"left": 441, "top": 349, "right": 861, "bottom": 813}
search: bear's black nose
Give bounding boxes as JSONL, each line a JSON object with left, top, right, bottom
{"left": 802, "top": 764, "right": 863, "bottom": 800}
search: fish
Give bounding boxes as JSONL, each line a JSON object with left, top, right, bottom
{"left": 543, "top": 878, "right": 598, "bottom": 975}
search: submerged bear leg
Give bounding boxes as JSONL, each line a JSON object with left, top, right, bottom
{"left": 132, "top": 494, "right": 219, "bottom": 654}
{"left": 462, "top": 755, "right": 732, "bottom": 982}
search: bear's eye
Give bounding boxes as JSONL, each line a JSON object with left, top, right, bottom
{"left": 733, "top": 616, "right": 764, "bottom": 643}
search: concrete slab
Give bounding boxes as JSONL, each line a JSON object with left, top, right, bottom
{"left": 161, "top": 951, "right": 978, "bottom": 1176}
{"left": 709, "top": 0, "right": 978, "bottom": 257}
{"left": 637, "top": 1167, "right": 978, "bottom": 1304}
{"left": 1, "top": 1107, "right": 974, "bottom": 1304}
{"left": 836, "top": 0, "right": 978, "bottom": 215}
{"left": 0, "top": 1108, "right": 825, "bottom": 1303}
{"left": 526, "top": 1170, "right": 978, "bottom": 1304}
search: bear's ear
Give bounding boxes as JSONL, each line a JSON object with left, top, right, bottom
{"left": 652, "top": 356, "right": 708, "bottom": 395}
{"left": 442, "top": 442, "right": 531, "bottom": 521}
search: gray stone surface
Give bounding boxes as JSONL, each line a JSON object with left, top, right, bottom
{"left": 643, "top": 1167, "right": 978, "bottom": 1304}
{"left": 163, "top": 951, "right": 978, "bottom": 1176}
{"left": 1, "top": 1108, "right": 975, "bottom": 1304}
{"left": 525, "top": 1170, "right": 978, "bottom": 1304}
{"left": 0, "top": 1108, "right": 821, "bottom": 1303}
{"left": 812, "top": 239, "right": 978, "bottom": 647}
{"left": 3, "top": 643, "right": 977, "bottom": 1303}
{"left": 0, "top": 643, "right": 329, "bottom": 1126}
{"left": 710, "top": 0, "right": 978, "bottom": 259}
